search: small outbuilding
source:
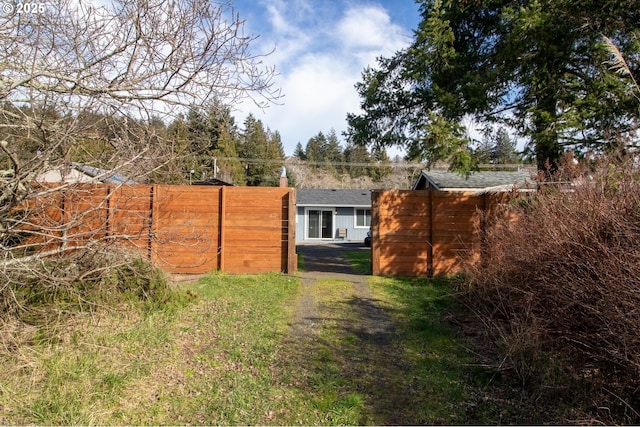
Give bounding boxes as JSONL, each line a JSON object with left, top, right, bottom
{"left": 296, "top": 189, "right": 372, "bottom": 243}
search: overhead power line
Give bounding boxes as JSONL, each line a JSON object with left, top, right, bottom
{"left": 212, "top": 156, "right": 428, "bottom": 168}
{"left": 211, "top": 157, "right": 528, "bottom": 170}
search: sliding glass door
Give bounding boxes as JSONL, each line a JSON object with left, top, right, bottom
{"left": 307, "top": 209, "right": 333, "bottom": 239}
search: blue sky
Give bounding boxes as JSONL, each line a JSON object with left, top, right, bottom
{"left": 231, "top": 0, "right": 422, "bottom": 156}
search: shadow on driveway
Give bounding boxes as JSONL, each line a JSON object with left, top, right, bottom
{"left": 296, "top": 242, "right": 369, "bottom": 275}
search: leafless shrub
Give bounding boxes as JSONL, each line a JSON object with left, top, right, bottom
{"left": 0, "top": 0, "right": 280, "bottom": 306}
{"left": 464, "top": 154, "right": 640, "bottom": 423}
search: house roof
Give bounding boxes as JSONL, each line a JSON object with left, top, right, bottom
{"left": 37, "top": 163, "right": 137, "bottom": 184}
{"left": 193, "top": 178, "right": 234, "bottom": 186}
{"left": 73, "top": 163, "right": 137, "bottom": 184}
{"left": 297, "top": 189, "right": 372, "bottom": 207}
{"left": 413, "top": 170, "right": 535, "bottom": 192}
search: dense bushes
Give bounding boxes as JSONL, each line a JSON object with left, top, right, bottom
{"left": 464, "top": 157, "right": 640, "bottom": 423}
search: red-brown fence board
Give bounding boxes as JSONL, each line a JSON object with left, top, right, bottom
{"left": 151, "top": 185, "right": 221, "bottom": 274}
{"left": 373, "top": 189, "right": 510, "bottom": 277}
{"left": 63, "top": 184, "right": 110, "bottom": 247}
{"left": 23, "top": 184, "right": 295, "bottom": 275}
{"left": 109, "top": 184, "right": 152, "bottom": 251}
{"left": 16, "top": 185, "right": 65, "bottom": 250}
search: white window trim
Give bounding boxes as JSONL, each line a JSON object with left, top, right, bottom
{"left": 354, "top": 208, "right": 371, "bottom": 229}
{"left": 305, "top": 207, "right": 334, "bottom": 239}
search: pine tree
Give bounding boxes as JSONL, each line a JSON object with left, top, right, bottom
{"left": 305, "top": 132, "right": 324, "bottom": 166}
{"left": 237, "top": 114, "right": 283, "bottom": 186}
{"left": 370, "top": 146, "right": 393, "bottom": 181}
{"left": 493, "top": 127, "right": 519, "bottom": 164}
{"left": 324, "top": 129, "right": 344, "bottom": 174}
{"left": 293, "top": 142, "right": 306, "bottom": 160}
{"left": 347, "top": 0, "right": 640, "bottom": 173}
{"left": 343, "top": 142, "right": 371, "bottom": 178}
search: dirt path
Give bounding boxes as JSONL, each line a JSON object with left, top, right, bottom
{"left": 290, "top": 243, "right": 394, "bottom": 342}
{"left": 282, "top": 244, "right": 422, "bottom": 425}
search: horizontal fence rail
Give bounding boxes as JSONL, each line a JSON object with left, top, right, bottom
{"left": 16, "top": 184, "right": 296, "bottom": 275}
{"left": 371, "top": 190, "right": 512, "bottom": 277}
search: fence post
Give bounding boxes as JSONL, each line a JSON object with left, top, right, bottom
{"left": 286, "top": 188, "right": 296, "bottom": 273}
{"left": 480, "top": 192, "right": 488, "bottom": 269}
{"left": 148, "top": 185, "right": 155, "bottom": 262}
{"left": 218, "top": 186, "right": 226, "bottom": 271}
{"left": 427, "top": 190, "right": 434, "bottom": 277}
{"left": 371, "top": 191, "right": 380, "bottom": 276}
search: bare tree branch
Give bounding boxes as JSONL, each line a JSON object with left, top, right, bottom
{"left": 0, "top": 0, "right": 281, "bottom": 295}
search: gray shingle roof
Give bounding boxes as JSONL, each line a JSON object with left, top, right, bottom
{"left": 414, "top": 170, "right": 534, "bottom": 191}
{"left": 296, "top": 189, "right": 372, "bottom": 206}
{"left": 72, "top": 163, "right": 137, "bottom": 184}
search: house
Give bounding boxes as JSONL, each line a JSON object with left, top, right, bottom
{"left": 412, "top": 169, "right": 535, "bottom": 192}
{"left": 37, "top": 163, "right": 137, "bottom": 184}
{"left": 296, "top": 189, "right": 372, "bottom": 243}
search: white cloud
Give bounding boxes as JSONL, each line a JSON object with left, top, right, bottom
{"left": 236, "top": 1, "right": 414, "bottom": 155}
{"left": 337, "top": 6, "right": 404, "bottom": 51}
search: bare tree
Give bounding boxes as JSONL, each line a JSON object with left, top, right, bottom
{"left": 0, "top": 0, "right": 280, "bottom": 291}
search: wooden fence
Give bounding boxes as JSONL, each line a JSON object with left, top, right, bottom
{"left": 23, "top": 184, "right": 296, "bottom": 274}
{"left": 371, "top": 190, "right": 510, "bottom": 276}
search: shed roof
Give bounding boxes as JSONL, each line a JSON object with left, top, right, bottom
{"left": 413, "top": 170, "right": 534, "bottom": 191}
{"left": 297, "top": 189, "right": 372, "bottom": 207}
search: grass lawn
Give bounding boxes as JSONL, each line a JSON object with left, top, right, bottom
{"left": 0, "top": 254, "right": 515, "bottom": 425}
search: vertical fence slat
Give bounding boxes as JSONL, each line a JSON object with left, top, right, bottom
{"left": 427, "top": 190, "right": 433, "bottom": 276}
{"left": 371, "top": 191, "right": 380, "bottom": 276}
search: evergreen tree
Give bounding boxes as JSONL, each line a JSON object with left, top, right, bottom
{"left": 293, "top": 142, "right": 306, "bottom": 160}
{"left": 347, "top": 0, "right": 640, "bottom": 173}
{"left": 473, "top": 127, "right": 520, "bottom": 165}
{"left": 324, "top": 129, "right": 344, "bottom": 173}
{"left": 182, "top": 104, "right": 242, "bottom": 182}
{"left": 473, "top": 130, "right": 495, "bottom": 165}
{"left": 268, "top": 130, "right": 286, "bottom": 161}
{"left": 305, "top": 132, "right": 324, "bottom": 166}
{"left": 370, "top": 146, "right": 393, "bottom": 181}
{"left": 343, "top": 142, "right": 371, "bottom": 178}
{"left": 238, "top": 114, "right": 283, "bottom": 186}
{"left": 493, "top": 127, "right": 520, "bottom": 164}
{"left": 211, "top": 112, "right": 244, "bottom": 184}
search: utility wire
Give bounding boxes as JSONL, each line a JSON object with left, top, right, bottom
{"left": 213, "top": 156, "right": 426, "bottom": 168}
{"left": 212, "top": 156, "right": 527, "bottom": 170}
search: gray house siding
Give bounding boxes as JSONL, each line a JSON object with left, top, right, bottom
{"left": 296, "top": 189, "right": 372, "bottom": 243}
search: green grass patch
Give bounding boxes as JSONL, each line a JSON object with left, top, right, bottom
{"left": 1, "top": 254, "right": 531, "bottom": 425}
{"left": 343, "top": 250, "right": 372, "bottom": 274}
{"left": 367, "top": 276, "right": 472, "bottom": 422}
{"left": 0, "top": 272, "right": 301, "bottom": 425}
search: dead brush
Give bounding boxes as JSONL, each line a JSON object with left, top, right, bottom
{"left": 0, "top": 244, "right": 179, "bottom": 349}
{"left": 463, "top": 155, "right": 640, "bottom": 424}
